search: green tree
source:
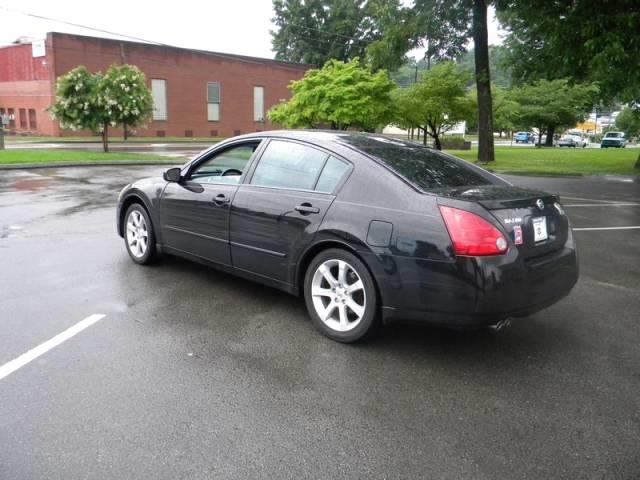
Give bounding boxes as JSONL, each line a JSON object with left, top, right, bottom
{"left": 456, "top": 45, "right": 512, "bottom": 89}
{"left": 467, "top": 86, "right": 519, "bottom": 136}
{"left": 390, "top": 57, "right": 431, "bottom": 88}
{"left": 50, "top": 64, "right": 153, "bottom": 152}
{"left": 410, "top": 0, "right": 496, "bottom": 163}
{"left": 496, "top": 0, "right": 640, "bottom": 107}
{"left": 271, "top": 0, "right": 411, "bottom": 70}
{"left": 616, "top": 107, "right": 640, "bottom": 139}
{"left": 268, "top": 58, "right": 394, "bottom": 130}
{"left": 392, "top": 62, "right": 472, "bottom": 150}
{"left": 509, "top": 79, "right": 598, "bottom": 146}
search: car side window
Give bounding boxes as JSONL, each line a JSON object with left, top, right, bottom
{"left": 315, "top": 156, "right": 350, "bottom": 193}
{"left": 251, "top": 140, "right": 328, "bottom": 190}
{"left": 190, "top": 142, "right": 260, "bottom": 184}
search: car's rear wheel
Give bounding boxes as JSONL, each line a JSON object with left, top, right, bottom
{"left": 304, "top": 248, "right": 378, "bottom": 343}
{"left": 124, "top": 204, "right": 156, "bottom": 265}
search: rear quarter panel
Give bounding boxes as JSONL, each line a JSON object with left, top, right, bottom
{"left": 312, "top": 148, "right": 476, "bottom": 314}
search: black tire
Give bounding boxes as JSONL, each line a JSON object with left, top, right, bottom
{"left": 123, "top": 203, "right": 157, "bottom": 265}
{"left": 303, "top": 248, "right": 379, "bottom": 343}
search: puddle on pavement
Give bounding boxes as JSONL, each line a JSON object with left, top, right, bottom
{"left": 0, "top": 166, "right": 170, "bottom": 217}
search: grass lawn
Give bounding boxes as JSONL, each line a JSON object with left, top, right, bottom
{"left": 5, "top": 135, "right": 222, "bottom": 144}
{"left": 0, "top": 149, "right": 183, "bottom": 165}
{"left": 446, "top": 147, "right": 639, "bottom": 176}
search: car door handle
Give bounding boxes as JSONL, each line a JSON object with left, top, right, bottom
{"left": 295, "top": 203, "right": 320, "bottom": 214}
{"left": 213, "top": 194, "right": 230, "bottom": 205}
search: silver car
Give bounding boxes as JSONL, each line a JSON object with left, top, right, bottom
{"left": 558, "top": 135, "right": 588, "bottom": 148}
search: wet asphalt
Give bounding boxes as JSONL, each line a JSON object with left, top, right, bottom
{"left": 0, "top": 166, "right": 639, "bottom": 480}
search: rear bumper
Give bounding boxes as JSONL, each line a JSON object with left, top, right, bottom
{"left": 376, "top": 237, "right": 579, "bottom": 328}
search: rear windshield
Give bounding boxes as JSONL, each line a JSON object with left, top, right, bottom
{"left": 340, "top": 135, "right": 493, "bottom": 191}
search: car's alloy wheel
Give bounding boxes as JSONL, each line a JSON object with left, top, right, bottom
{"left": 304, "top": 249, "right": 378, "bottom": 342}
{"left": 124, "top": 204, "right": 156, "bottom": 264}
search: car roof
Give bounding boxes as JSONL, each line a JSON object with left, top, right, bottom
{"left": 229, "top": 129, "right": 434, "bottom": 151}
{"left": 233, "top": 129, "right": 365, "bottom": 142}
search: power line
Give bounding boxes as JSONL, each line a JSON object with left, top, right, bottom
{"left": 0, "top": 6, "right": 307, "bottom": 68}
{"left": 1, "top": 5, "right": 375, "bottom": 52}
{"left": 276, "top": 20, "right": 374, "bottom": 45}
{"left": 0, "top": 6, "right": 165, "bottom": 46}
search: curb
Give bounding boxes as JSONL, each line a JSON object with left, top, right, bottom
{"left": 0, "top": 160, "right": 181, "bottom": 171}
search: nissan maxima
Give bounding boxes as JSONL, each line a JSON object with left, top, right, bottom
{"left": 117, "top": 131, "right": 578, "bottom": 342}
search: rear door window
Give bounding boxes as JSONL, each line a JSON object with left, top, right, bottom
{"left": 251, "top": 140, "right": 328, "bottom": 190}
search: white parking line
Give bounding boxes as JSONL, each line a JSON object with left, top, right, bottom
{"left": 564, "top": 203, "right": 640, "bottom": 207}
{"left": 0, "top": 314, "right": 106, "bottom": 381}
{"left": 561, "top": 196, "right": 618, "bottom": 203}
{"left": 573, "top": 226, "right": 640, "bottom": 231}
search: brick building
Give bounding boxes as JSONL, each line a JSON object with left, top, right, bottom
{"left": 0, "top": 32, "right": 310, "bottom": 137}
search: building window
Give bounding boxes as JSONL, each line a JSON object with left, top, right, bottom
{"left": 151, "top": 79, "right": 167, "bottom": 121}
{"left": 8, "top": 108, "right": 15, "bottom": 129}
{"left": 207, "top": 82, "right": 221, "bottom": 121}
{"left": 253, "top": 86, "right": 264, "bottom": 122}
{"left": 28, "top": 109, "right": 37, "bottom": 129}
{"left": 19, "top": 108, "right": 27, "bottom": 129}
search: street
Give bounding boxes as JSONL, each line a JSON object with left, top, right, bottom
{"left": 1, "top": 166, "right": 639, "bottom": 479}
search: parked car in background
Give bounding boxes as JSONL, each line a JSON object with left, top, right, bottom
{"left": 558, "top": 134, "right": 588, "bottom": 148}
{"left": 601, "top": 131, "right": 626, "bottom": 148}
{"left": 117, "top": 131, "right": 578, "bottom": 343}
{"left": 514, "top": 131, "right": 535, "bottom": 144}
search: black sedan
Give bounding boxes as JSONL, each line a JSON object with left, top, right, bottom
{"left": 117, "top": 131, "right": 578, "bottom": 342}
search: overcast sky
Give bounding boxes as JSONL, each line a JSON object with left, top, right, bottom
{"left": 0, "top": 1, "right": 504, "bottom": 60}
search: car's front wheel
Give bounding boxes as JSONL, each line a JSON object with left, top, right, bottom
{"left": 304, "top": 249, "right": 378, "bottom": 343}
{"left": 124, "top": 204, "right": 156, "bottom": 265}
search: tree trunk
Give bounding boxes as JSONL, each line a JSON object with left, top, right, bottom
{"left": 433, "top": 134, "right": 442, "bottom": 150}
{"left": 123, "top": 123, "right": 128, "bottom": 141}
{"left": 472, "top": 0, "right": 495, "bottom": 163}
{"left": 102, "top": 122, "right": 109, "bottom": 152}
{"left": 545, "top": 126, "right": 555, "bottom": 147}
{"left": 537, "top": 127, "right": 543, "bottom": 147}
{"left": 422, "top": 127, "right": 428, "bottom": 146}
{"left": 425, "top": 124, "right": 443, "bottom": 150}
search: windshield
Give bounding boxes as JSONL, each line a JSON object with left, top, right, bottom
{"left": 339, "top": 135, "right": 495, "bottom": 191}
{"left": 605, "top": 132, "right": 622, "bottom": 138}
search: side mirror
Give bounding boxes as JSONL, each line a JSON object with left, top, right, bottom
{"left": 163, "top": 167, "right": 182, "bottom": 183}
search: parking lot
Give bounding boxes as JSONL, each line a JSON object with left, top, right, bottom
{"left": 1, "top": 165, "right": 639, "bottom": 479}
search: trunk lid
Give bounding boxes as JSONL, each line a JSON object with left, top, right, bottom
{"left": 436, "top": 185, "right": 568, "bottom": 259}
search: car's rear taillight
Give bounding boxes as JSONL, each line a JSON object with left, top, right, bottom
{"left": 439, "top": 205, "right": 508, "bottom": 256}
